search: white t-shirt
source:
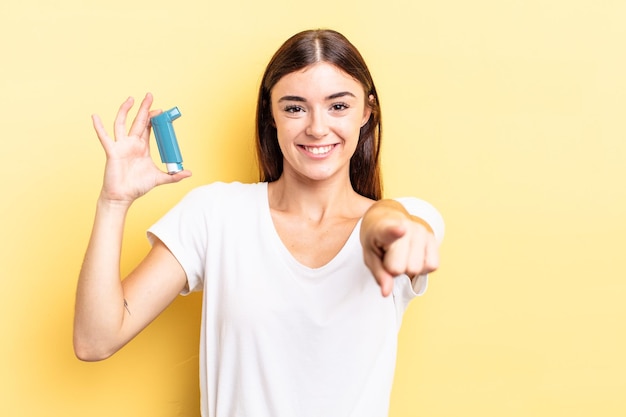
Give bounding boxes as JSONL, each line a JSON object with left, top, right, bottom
{"left": 148, "top": 182, "right": 444, "bottom": 417}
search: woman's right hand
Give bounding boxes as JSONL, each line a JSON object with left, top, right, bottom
{"left": 92, "top": 93, "right": 191, "bottom": 206}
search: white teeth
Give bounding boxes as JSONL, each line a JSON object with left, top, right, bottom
{"left": 304, "top": 145, "right": 333, "bottom": 155}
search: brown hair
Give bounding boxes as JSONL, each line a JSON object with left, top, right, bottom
{"left": 255, "top": 29, "right": 382, "bottom": 200}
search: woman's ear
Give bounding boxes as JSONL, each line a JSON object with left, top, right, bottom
{"left": 361, "top": 94, "right": 375, "bottom": 127}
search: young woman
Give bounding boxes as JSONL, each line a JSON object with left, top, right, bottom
{"left": 74, "top": 29, "right": 444, "bottom": 417}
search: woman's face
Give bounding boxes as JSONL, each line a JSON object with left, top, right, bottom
{"left": 270, "top": 62, "right": 372, "bottom": 184}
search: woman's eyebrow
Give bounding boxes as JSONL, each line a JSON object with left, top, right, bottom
{"left": 326, "top": 91, "right": 356, "bottom": 100}
{"left": 277, "top": 91, "right": 357, "bottom": 103}
{"left": 278, "top": 95, "right": 306, "bottom": 103}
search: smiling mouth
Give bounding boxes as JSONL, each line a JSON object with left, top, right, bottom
{"left": 302, "top": 145, "right": 335, "bottom": 155}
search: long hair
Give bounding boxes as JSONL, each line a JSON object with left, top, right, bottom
{"left": 255, "top": 29, "right": 383, "bottom": 200}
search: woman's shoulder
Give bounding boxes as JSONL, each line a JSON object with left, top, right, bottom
{"left": 178, "top": 181, "right": 267, "bottom": 212}
{"left": 186, "top": 181, "right": 266, "bottom": 199}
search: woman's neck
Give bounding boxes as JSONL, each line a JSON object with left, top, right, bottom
{"left": 268, "top": 174, "right": 372, "bottom": 223}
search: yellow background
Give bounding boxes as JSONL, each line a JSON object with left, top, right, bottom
{"left": 1, "top": 0, "right": 625, "bottom": 416}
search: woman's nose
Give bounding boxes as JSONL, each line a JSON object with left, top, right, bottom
{"left": 305, "top": 110, "right": 330, "bottom": 139}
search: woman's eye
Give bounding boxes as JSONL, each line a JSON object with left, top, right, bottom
{"left": 331, "top": 103, "right": 349, "bottom": 111}
{"left": 284, "top": 105, "right": 304, "bottom": 113}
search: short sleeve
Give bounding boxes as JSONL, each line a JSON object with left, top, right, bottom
{"left": 147, "top": 187, "right": 211, "bottom": 294}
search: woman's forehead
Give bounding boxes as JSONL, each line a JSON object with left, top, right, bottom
{"left": 271, "top": 62, "right": 364, "bottom": 99}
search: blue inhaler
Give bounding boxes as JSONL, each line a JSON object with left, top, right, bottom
{"left": 151, "top": 107, "right": 184, "bottom": 174}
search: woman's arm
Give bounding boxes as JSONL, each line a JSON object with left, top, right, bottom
{"left": 360, "top": 199, "right": 440, "bottom": 297}
{"left": 73, "top": 94, "right": 191, "bottom": 361}
{"left": 73, "top": 200, "right": 187, "bottom": 361}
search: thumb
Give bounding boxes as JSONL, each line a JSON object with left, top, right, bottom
{"left": 155, "top": 169, "right": 193, "bottom": 186}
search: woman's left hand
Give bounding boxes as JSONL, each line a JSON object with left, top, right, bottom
{"left": 360, "top": 200, "right": 440, "bottom": 297}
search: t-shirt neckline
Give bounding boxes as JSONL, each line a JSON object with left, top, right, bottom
{"left": 258, "top": 182, "right": 363, "bottom": 275}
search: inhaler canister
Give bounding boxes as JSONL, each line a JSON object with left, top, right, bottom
{"left": 151, "top": 107, "right": 183, "bottom": 174}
